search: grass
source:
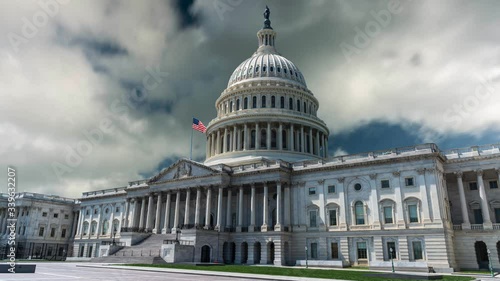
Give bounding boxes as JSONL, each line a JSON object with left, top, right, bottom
{"left": 124, "top": 264, "right": 474, "bottom": 281}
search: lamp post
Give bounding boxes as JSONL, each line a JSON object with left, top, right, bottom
{"left": 390, "top": 247, "right": 395, "bottom": 273}
{"left": 112, "top": 228, "right": 117, "bottom": 246}
{"left": 305, "top": 246, "right": 308, "bottom": 269}
{"left": 487, "top": 249, "right": 493, "bottom": 277}
{"left": 216, "top": 227, "right": 220, "bottom": 263}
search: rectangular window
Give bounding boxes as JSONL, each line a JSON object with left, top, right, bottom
{"left": 495, "top": 208, "right": 500, "bottom": 223}
{"left": 309, "top": 210, "right": 317, "bottom": 227}
{"left": 469, "top": 182, "right": 478, "bottom": 190}
{"left": 405, "top": 177, "right": 414, "bottom": 187}
{"left": 53, "top": 213, "right": 58, "bottom": 218}
{"left": 473, "top": 209, "right": 483, "bottom": 224}
{"left": 489, "top": 180, "right": 498, "bottom": 189}
{"left": 328, "top": 185, "right": 336, "bottom": 193}
{"left": 39, "top": 227, "right": 44, "bottom": 237}
{"left": 329, "top": 209, "right": 337, "bottom": 226}
{"left": 61, "top": 228, "right": 66, "bottom": 238}
{"left": 387, "top": 241, "right": 397, "bottom": 259}
{"left": 412, "top": 241, "right": 423, "bottom": 260}
{"left": 357, "top": 242, "right": 367, "bottom": 259}
{"left": 50, "top": 228, "right": 56, "bottom": 237}
{"left": 384, "top": 206, "right": 393, "bottom": 224}
{"left": 381, "top": 179, "right": 390, "bottom": 188}
{"left": 116, "top": 207, "right": 120, "bottom": 212}
{"left": 408, "top": 205, "right": 419, "bottom": 223}
{"left": 42, "top": 212, "right": 47, "bottom": 217}
{"left": 331, "top": 242, "right": 339, "bottom": 259}
{"left": 64, "top": 214, "right": 69, "bottom": 219}
{"left": 308, "top": 187, "right": 316, "bottom": 195}
{"left": 310, "top": 243, "right": 318, "bottom": 259}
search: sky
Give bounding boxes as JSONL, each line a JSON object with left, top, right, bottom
{"left": 1, "top": 0, "right": 500, "bottom": 198}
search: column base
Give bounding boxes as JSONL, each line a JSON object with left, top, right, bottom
{"left": 483, "top": 221, "right": 493, "bottom": 230}
{"left": 248, "top": 225, "right": 255, "bottom": 232}
{"left": 236, "top": 226, "right": 242, "bottom": 232}
{"left": 203, "top": 225, "right": 211, "bottom": 230}
{"left": 152, "top": 228, "right": 159, "bottom": 234}
{"left": 261, "top": 224, "right": 268, "bottom": 232}
{"left": 161, "top": 228, "right": 170, "bottom": 234}
{"left": 171, "top": 227, "right": 179, "bottom": 234}
{"left": 461, "top": 223, "right": 471, "bottom": 230}
{"left": 274, "top": 224, "right": 282, "bottom": 232}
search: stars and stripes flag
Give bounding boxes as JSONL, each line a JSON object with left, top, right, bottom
{"left": 192, "top": 118, "right": 206, "bottom": 133}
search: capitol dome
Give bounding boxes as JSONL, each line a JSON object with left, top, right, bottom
{"left": 204, "top": 7, "right": 329, "bottom": 166}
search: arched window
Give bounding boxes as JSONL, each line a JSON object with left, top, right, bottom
{"left": 90, "top": 221, "right": 97, "bottom": 235}
{"left": 240, "top": 130, "right": 245, "bottom": 150}
{"left": 271, "top": 130, "right": 277, "bottom": 149}
{"left": 280, "top": 96, "right": 285, "bottom": 108}
{"left": 355, "top": 201, "right": 365, "bottom": 225}
{"left": 277, "top": 67, "right": 281, "bottom": 73}
{"left": 244, "top": 97, "right": 248, "bottom": 109}
{"left": 260, "top": 129, "right": 267, "bottom": 148}
{"left": 252, "top": 96, "right": 257, "bottom": 108}
{"left": 229, "top": 101, "right": 233, "bottom": 112}
{"left": 236, "top": 99, "right": 240, "bottom": 110}
{"left": 250, "top": 130, "right": 256, "bottom": 149}
{"left": 112, "top": 219, "right": 120, "bottom": 233}
{"left": 289, "top": 98, "right": 293, "bottom": 110}
{"left": 304, "top": 101, "right": 307, "bottom": 113}
{"left": 102, "top": 220, "right": 109, "bottom": 235}
{"left": 226, "top": 134, "right": 231, "bottom": 152}
{"left": 82, "top": 222, "right": 89, "bottom": 235}
{"left": 404, "top": 198, "right": 421, "bottom": 223}
{"left": 262, "top": 96, "right": 266, "bottom": 108}
{"left": 282, "top": 130, "right": 287, "bottom": 149}
{"left": 263, "top": 65, "right": 267, "bottom": 72}
{"left": 297, "top": 100, "right": 301, "bottom": 112}
{"left": 255, "top": 65, "right": 259, "bottom": 72}
{"left": 271, "top": 96, "right": 276, "bottom": 108}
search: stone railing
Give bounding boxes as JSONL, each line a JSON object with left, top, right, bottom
{"left": 82, "top": 186, "right": 127, "bottom": 197}
{"left": 493, "top": 224, "right": 500, "bottom": 230}
{"left": 452, "top": 225, "right": 462, "bottom": 230}
{"left": 443, "top": 143, "right": 500, "bottom": 160}
{"left": 470, "top": 224, "right": 484, "bottom": 230}
{"left": 120, "top": 227, "right": 152, "bottom": 233}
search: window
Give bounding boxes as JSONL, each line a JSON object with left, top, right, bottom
{"left": 252, "top": 96, "right": 257, "bottom": 108}
{"left": 384, "top": 206, "right": 393, "bottom": 224}
{"left": 289, "top": 98, "right": 293, "bottom": 110}
{"left": 412, "top": 241, "right": 423, "bottom": 260}
{"left": 271, "top": 130, "right": 277, "bottom": 148}
{"left": 39, "top": 227, "right": 45, "bottom": 237}
{"left": 270, "top": 66, "right": 274, "bottom": 72}
{"left": 280, "top": 96, "right": 285, "bottom": 108}
{"left": 387, "top": 242, "right": 397, "bottom": 259}
{"left": 355, "top": 201, "right": 365, "bottom": 225}
{"left": 91, "top": 221, "right": 97, "bottom": 235}
{"left": 271, "top": 96, "right": 275, "bottom": 108}
{"left": 53, "top": 213, "right": 58, "bottom": 218}
{"left": 310, "top": 243, "right": 318, "bottom": 259}
{"left": 86, "top": 210, "right": 89, "bottom": 216}
{"left": 250, "top": 130, "right": 256, "bottom": 149}
{"left": 263, "top": 65, "right": 267, "bottom": 72}
{"left": 328, "top": 185, "right": 336, "bottom": 193}
{"left": 94, "top": 209, "right": 98, "bottom": 215}
{"left": 303, "top": 101, "right": 307, "bottom": 113}
{"left": 42, "top": 212, "right": 48, "bottom": 217}
{"left": 309, "top": 210, "right": 317, "bottom": 227}
{"left": 277, "top": 67, "right": 281, "bottom": 73}
{"left": 255, "top": 65, "right": 259, "bottom": 72}
{"left": 494, "top": 208, "right": 500, "bottom": 223}
{"left": 490, "top": 181, "right": 498, "bottom": 189}
{"left": 308, "top": 187, "right": 316, "bottom": 195}
{"left": 469, "top": 182, "right": 478, "bottom": 190}
{"left": 61, "top": 228, "right": 66, "bottom": 238}
{"left": 408, "top": 205, "right": 419, "bottom": 223}
{"left": 102, "top": 220, "right": 109, "bottom": 235}
{"left": 229, "top": 101, "right": 233, "bottom": 112}
{"left": 405, "top": 177, "right": 414, "bottom": 187}
{"left": 381, "top": 179, "right": 390, "bottom": 189}
{"left": 83, "top": 222, "right": 89, "bottom": 236}
{"left": 115, "top": 207, "right": 120, "bottom": 213}
{"left": 260, "top": 129, "right": 266, "bottom": 148}
{"left": 244, "top": 97, "right": 248, "bottom": 109}
{"left": 354, "top": 183, "right": 362, "bottom": 191}
{"left": 64, "top": 214, "right": 69, "bottom": 219}
{"left": 473, "top": 209, "right": 483, "bottom": 224}
{"left": 236, "top": 99, "right": 240, "bottom": 110}
{"left": 331, "top": 242, "right": 339, "bottom": 259}
{"left": 282, "top": 130, "right": 287, "bottom": 149}
{"left": 261, "top": 96, "right": 266, "bottom": 108}
{"left": 50, "top": 227, "right": 56, "bottom": 237}
{"left": 357, "top": 242, "right": 367, "bottom": 259}
{"left": 297, "top": 100, "right": 301, "bottom": 112}
{"left": 329, "top": 209, "right": 337, "bottom": 226}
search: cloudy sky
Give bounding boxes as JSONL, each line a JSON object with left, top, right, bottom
{"left": 2, "top": 0, "right": 500, "bottom": 198}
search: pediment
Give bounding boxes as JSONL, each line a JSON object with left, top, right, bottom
{"left": 148, "top": 159, "right": 222, "bottom": 183}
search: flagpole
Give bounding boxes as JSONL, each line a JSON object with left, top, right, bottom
{"left": 190, "top": 119, "right": 194, "bottom": 160}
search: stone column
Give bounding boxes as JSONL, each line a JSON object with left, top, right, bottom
{"left": 216, "top": 186, "right": 223, "bottom": 230}
{"left": 204, "top": 187, "right": 212, "bottom": 229}
{"left": 243, "top": 124, "right": 248, "bottom": 150}
{"left": 255, "top": 123, "right": 260, "bottom": 149}
{"left": 145, "top": 193, "right": 154, "bottom": 231}
{"left": 71, "top": 211, "right": 78, "bottom": 237}
{"left": 223, "top": 128, "right": 228, "bottom": 153}
{"left": 206, "top": 134, "right": 210, "bottom": 158}
{"left": 96, "top": 206, "right": 103, "bottom": 238}
{"left": 300, "top": 125, "right": 304, "bottom": 152}
{"left": 129, "top": 199, "right": 137, "bottom": 228}
{"left": 325, "top": 135, "right": 329, "bottom": 157}
{"left": 369, "top": 174, "right": 381, "bottom": 229}
{"left": 315, "top": 130, "right": 320, "bottom": 156}
{"left": 262, "top": 183, "right": 269, "bottom": 232}
{"left": 290, "top": 124, "right": 294, "bottom": 152}
{"left": 109, "top": 204, "right": 115, "bottom": 235}
{"left": 216, "top": 130, "right": 221, "bottom": 154}
{"left": 284, "top": 185, "right": 291, "bottom": 228}
{"left": 76, "top": 209, "right": 83, "bottom": 236}
{"left": 392, "top": 172, "right": 406, "bottom": 228}
{"left": 455, "top": 172, "right": 470, "bottom": 228}
{"left": 417, "top": 168, "right": 431, "bottom": 223}
{"left": 194, "top": 187, "right": 201, "bottom": 227}
{"left": 237, "top": 186, "right": 243, "bottom": 232}
{"left": 278, "top": 123, "right": 283, "bottom": 150}
{"left": 275, "top": 182, "right": 282, "bottom": 231}
{"left": 309, "top": 127, "right": 313, "bottom": 154}
{"left": 88, "top": 206, "right": 94, "bottom": 238}
{"left": 211, "top": 133, "right": 215, "bottom": 156}
{"left": 226, "top": 188, "right": 232, "bottom": 228}
{"left": 249, "top": 184, "right": 256, "bottom": 232}
{"left": 477, "top": 170, "right": 492, "bottom": 228}
{"left": 233, "top": 125, "right": 237, "bottom": 152}
{"left": 162, "top": 193, "right": 171, "bottom": 233}
{"left": 172, "top": 190, "right": 181, "bottom": 233}
{"left": 266, "top": 122, "right": 271, "bottom": 149}
{"left": 139, "top": 197, "right": 146, "bottom": 229}
{"left": 124, "top": 199, "right": 130, "bottom": 228}
{"left": 184, "top": 189, "right": 191, "bottom": 226}
{"left": 154, "top": 193, "right": 162, "bottom": 233}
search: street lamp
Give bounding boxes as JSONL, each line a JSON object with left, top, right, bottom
{"left": 390, "top": 247, "right": 395, "bottom": 273}
{"left": 305, "top": 246, "right": 308, "bottom": 269}
{"left": 112, "top": 227, "right": 117, "bottom": 246}
{"left": 215, "top": 227, "right": 220, "bottom": 263}
{"left": 487, "top": 249, "right": 493, "bottom": 277}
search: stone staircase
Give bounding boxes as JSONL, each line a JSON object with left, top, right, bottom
{"left": 91, "top": 234, "right": 176, "bottom": 264}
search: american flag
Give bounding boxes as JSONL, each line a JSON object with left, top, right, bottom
{"left": 192, "top": 118, "right": 206, "bottom": 133}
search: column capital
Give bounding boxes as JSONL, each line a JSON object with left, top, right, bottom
{"left": 476, "top": 169, "right": 484, "bottom": 176}
{"left": 337, "top": 177, "right": 345, "bottom": 183}
{"left": 369, "top": 174, "right": 377, "bottom": 180}
{"left": 392, "top": 171, "right": 400, "bottom": 177}
{"left": 454, "top": 171, "right": 463, "bottom": 178}
{"left": 317, "top": 179, "right": 325, "bottom": 184}
{"left": 417, "top": 168, "right": 426, "bottom": 175}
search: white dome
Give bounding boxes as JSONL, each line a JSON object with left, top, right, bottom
{"left": 227, "top": 53, "right": 307, "bottom": 88}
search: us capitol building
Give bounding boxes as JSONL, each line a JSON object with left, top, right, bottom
{"left": 1, "top": 8, "right": 500, "bottom": 273}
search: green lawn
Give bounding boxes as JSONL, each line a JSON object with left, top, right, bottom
{"left": 125, "top": 264, "right": 474, "bottom": 281}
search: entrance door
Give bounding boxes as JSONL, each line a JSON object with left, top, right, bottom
{"left": 201, "top": 245, "right": 211, "bottom": 263}
{"left": 475, "top": 241, "right": 489, "bottom": 269}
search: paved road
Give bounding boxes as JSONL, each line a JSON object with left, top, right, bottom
{"left": 0, "top": 263, "right": 261, "bottom": 281}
